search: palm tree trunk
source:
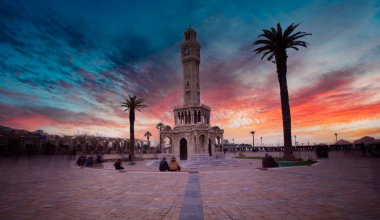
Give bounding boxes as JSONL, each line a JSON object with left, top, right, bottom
{"left": 129, "top": 109, "right": 135, "bottom": 161}
{"left": 159, "top": 128, "right": 162, "bottom": 151}
{"left": 276, "top": 51, "right": 294, "bottom": 161}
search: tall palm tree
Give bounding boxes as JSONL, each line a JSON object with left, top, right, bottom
{"left": 121, "top": 95, "right": 146, "bottom": 162}
{"left": 144, "top": 131, "right": 152, "bottom": 148}
{"left": 253, "top": 23, "right": 311, "bottom": 160}
{"left": 156, "top": 122, "right": 165, "bottom": 151}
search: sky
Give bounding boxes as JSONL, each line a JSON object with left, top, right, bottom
{"left": 0, "top": 0, "right": 379, "bottom": 145}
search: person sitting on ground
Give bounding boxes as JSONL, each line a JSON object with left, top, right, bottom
{"left": 85, "top": 156, "right": 94, "bottom": 166}
{"left": 114, "top": 159, "right": 124, "bottom": 170}
{"left": 262, "top": 153, "right": 279, "bottom": 168}
{"left": 159, "top": 157, "right": 169, "bottom": 171}
{"left": 77, "top": 155, "right": 86, "bottom": 166}
{"left": 96, "top": 154, "right": 103, "bottom": 163}
{"left": 168, "top": 157, "right": 181, "bottom": 171}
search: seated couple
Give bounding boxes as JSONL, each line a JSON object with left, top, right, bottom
{"left": 159, "top": 157, "right": 181, "bottom": 171}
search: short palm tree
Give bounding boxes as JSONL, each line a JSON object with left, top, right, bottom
{"left": 253, "top": 23, "right": 311, "bottom": 160}
{"left": 250, "top": 131, "right": 256, "bottom": 148}
{"left": 144, "top": 131, "right": 152, "bottom": 148}
{"left": 156, "top": 122, "right": 165, "bottom": 151}
{"left": 121, "top": 95, "right": 146, "bottom": 162}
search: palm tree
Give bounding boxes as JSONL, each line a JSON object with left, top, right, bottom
{"left": 121, "top": 95, "right": 146, "bottom": 162}
{"left": 250, "top": 131, "right": 256, "bottom": 148}
{"left": 144, "top": 131, "right": 152, "bottom": 148}
{"left": 253, "top": 23, "right": 311, "bottom": 160}
{"left": 156, "top": 122, "right": 165, "bottom": 151}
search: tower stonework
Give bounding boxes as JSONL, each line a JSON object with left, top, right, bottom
{"left": 181, "top": 28, "right": 200, "bottom": 106}
{"left": 161, "top": 27, "right": 224, "bottom": 160}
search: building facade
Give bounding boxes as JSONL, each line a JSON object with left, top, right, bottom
{"left": 161, "top": 28, "right": 224, "bottom": 160}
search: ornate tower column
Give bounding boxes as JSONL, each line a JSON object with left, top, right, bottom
{"left": 181, "top": 27, "right": 201, "bottom": 106}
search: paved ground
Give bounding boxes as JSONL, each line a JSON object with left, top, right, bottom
{"left": 0, "top": 151, "right": 379, "bottom": 219}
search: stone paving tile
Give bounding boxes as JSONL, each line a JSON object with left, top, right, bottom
{"left": 199, "top": 152, "right": 380, "bottom": 220}
{"left": 0, "top": 157, "right": 188, "bottom": 220}
{"left": 0, "top": 152, "right": 379, "bottom": 219}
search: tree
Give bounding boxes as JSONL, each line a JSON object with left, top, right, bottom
{"left": 144, "top": 131, "right": 152, "bottom": 148}
{"left": 121, "top": 95, "right": 146, "bottom": 162}
{"left": 156, "top": 122, "right": 165, "bottom": 151}
{"left": 253, "top": 23, "right": 311, "bottom": 160}
{"left": 250, "top": 130, "right": 256, "bottom": 148}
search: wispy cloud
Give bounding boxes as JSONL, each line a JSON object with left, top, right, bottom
{"left": 0, "top": 0, "right": 379, "bottom": 144}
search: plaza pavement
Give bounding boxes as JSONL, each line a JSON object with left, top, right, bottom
{"left": 0, "top": 151, "right": 379, "bottom": 219}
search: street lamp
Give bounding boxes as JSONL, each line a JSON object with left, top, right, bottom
{"left": 294, "top": 135, "right": 297, "bottom": 146}
{"left": 260, "top": 136, "right": 263, "bottom": 146}
{"left": 250, "top": 131, "right": 255, "bottom": 148}
{"left": 335, "top": 133, "right": 338, "bottom": 143}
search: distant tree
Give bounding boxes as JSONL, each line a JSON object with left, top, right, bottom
{"left": 121, "top": 95, "right": 147, "bottom": 162}
{"left": 250, "top": 131, "right": 256, "bottom": 148}
{"left": 156, "top": 122, "right": 165, "bottom": 151}
{"left": 144, "top": 131, "right": 152, "bottom": 148}
{"left": 253, "top": 23, "right": 311, "bottom": 160}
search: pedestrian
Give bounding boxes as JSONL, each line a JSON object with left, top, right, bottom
{"left": 168, "top": 157, "right": 181, "bottom": 171}
{"left": 159, "top": 157, "right": 169, "bottom": 171}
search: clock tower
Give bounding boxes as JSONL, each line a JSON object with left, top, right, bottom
{"left": 160, "top": 27, "right": 224, "bottom": 161}
{"left": 181, "top": 27, "right": 201, "bottom": 106}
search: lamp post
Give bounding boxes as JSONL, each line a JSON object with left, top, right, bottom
{"left": 335, "top": 133, "right": 338, "bottom": 143}
{"left": 294, "top": 135, "right": 297, "bottom": 146}
{"left": 250, "top": 131, "right": 255, "bottom": 148}
{"left": 260, "top": 136, "right": 263, "bottom": 146}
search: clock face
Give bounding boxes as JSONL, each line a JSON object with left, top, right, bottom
{"left": 184, "top": 48, "right": 190, "bottom": 55}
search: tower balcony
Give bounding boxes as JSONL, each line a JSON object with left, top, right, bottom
{"left": 173, "top": 104, "right": 211, "bottom": 126}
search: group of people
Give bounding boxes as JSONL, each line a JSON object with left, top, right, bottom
{"left": 111, "top": 156, "right": 181, "bottom": 172}
{"left": 159, "top": 157, "right": 181, "bottom": 171}
{"left": 80, "top": 153, "right": 278, "bottom": 171}
{"left": 76, "top": 154, "right": 103, "bottom": 167}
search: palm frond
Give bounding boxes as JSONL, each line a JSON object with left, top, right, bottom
{"left": 283, "top": 23, "right": 299, "bottom": 38}
{"left": 276, "top": 23, "right": 283, "bottom": 38}
{"left": 254, "top": 45, "right": 273, "bottom": 54}
{"left": 259, "top": 30, "right": 275, "bottom": 40}
{"left": 253, "top": 22, "right": 311, "bottom": 62}
{"left": 267, "top": 53, "right": 275, "bottom": 61}
{"left": 253, "top": 39, "right": 272, "bottom": 46}
{"left": 121, "top": 94, "right": 147, "bottom": 112}
{"left": 260, "top": 51, "right": 274, "bottom": 60}
{"left": 289, "top": 32, "right": 312, "bottom": 41}
{"left": 289, "top": 40, "right": 309, "bottom": 48}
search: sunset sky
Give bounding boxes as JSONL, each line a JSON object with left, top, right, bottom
{"left": 1, "top": 0, "right": 379, "bottom": 145}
